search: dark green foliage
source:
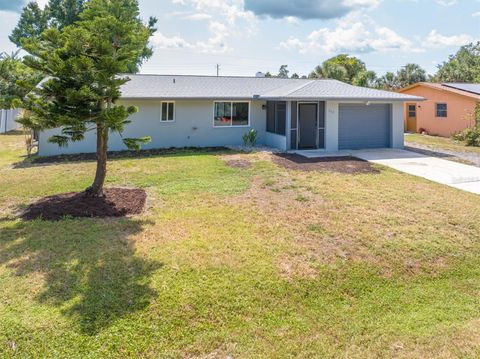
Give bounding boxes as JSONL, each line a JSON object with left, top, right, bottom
{"left": 452, "top": 103, "right": 480, "bottom": 147}
{"left": 47, "top": 0, "right": 85, "bottom": 29}
{"left": 375, "top": 71, "right": 399, "bottom": 91}
{"left": 0, "top": 51, "right": 42, "bottom": 109}
{"left": 9, "top": 2, "right": 49, "bottom": 48}
{"left": 10, "top": 0, "right": 156, "bottom": 73}
{"left": 396, "top": 63, "right": 427, "bottom": 88}
{"left": 18, "top": 0, "right": 156, "bottom": 194}
{"left": 453, "top": 127, "right": 480, "bottom": 147}
{"left": 277, "top": 64, "right": 289, "bottom": 78}
{"left": 242, "top": 129, "right": 258, "bottom": 147}
{"left": 434, "top": 42, "right": 480, "bottom": 82}
{"left": 309, "top": 54, "right": 377, "bottom": 87}
{"left": 375, "top": 63, "right": 427, "bottom": 90}
{"left": 20, "top": 0, "right": 154, "bottom": 141}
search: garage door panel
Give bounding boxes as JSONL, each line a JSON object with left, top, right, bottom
{"left": 339, "top": 104, "right": 391, "bottom": 150}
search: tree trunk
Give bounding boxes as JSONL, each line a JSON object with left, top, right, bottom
{"left": 85, "top": 122, "right": 108, "bottom": 197}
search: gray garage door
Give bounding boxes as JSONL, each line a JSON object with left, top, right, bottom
{"left": 338, "top": 104, "right": 391, "bottom": 150}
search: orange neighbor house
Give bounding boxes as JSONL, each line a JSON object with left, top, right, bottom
{"left": 398, "top": 83, "right": 480, "bottom": 137}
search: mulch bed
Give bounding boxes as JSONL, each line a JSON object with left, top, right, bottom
{"left": 29, "top": 147, "right": 227, "bottom": 164}
{"left": 272, "top": 154, "right": 380, "bottom": 174}
{"left": 21, "top": 187, "right": 147, "bottom": 221}
{"left": 225, "top": 159, "right": 252, "bottom": 169}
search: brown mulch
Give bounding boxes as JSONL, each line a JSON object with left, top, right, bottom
{"left": 21, "top": 187, "right": 147, "bottom": 221}
{"left": 225, "top": 159, "right": 252, "bottom": 169}
{"left": 272, "top": 154, "right": 380, "bottom": 174}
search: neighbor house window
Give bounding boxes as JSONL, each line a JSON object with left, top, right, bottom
{"left": 436, "top": 103, "right": 447, "bottom": 118}
{"left": 214, "top": 101, "right": 249, "bottom": 127}
{"left": 408, "top": 104, "right": 416, "bottom": 117}
{"left": 161, "top": 101, "right": 175, "bottom": 122}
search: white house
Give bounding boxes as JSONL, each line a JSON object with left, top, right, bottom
{"left": 37, "top": 74, "right": 423, "bottom": 156}
{"left": 0, "top": 108, "right": 22, "bottom": 133}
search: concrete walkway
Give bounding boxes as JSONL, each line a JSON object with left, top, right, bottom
{"left": 353, "top": 149, "right": 480, "bottom": 195}
{"left": 295, "top": 148, "right": 480, "bottom": 195}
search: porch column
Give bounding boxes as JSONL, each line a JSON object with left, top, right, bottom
{"left": 325, "top": 101, "right": 339, "bottom": 151}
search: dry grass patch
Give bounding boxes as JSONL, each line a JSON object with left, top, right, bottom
{"left": 3, "top": 135, "right": 480, "bottom": 358}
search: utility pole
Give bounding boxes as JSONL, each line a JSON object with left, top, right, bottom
{"left": 216, "top": 64, "right": 220, "bottom": 77}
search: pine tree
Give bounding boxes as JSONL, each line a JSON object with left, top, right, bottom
{"left": 0, "top": 51, "right": 42, "bottom": 109}
{"left": 19, "top": 0, "right": 156, "bottom": 197}
{"left": 9, "top": 2, "right": 49, "bottom": 47}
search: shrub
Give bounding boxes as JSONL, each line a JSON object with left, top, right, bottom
{"left": 242, "top": 129, "right": 258, "bottom": 147}
{"left": 453, "top": 127, "right": 480, "bottom": 147}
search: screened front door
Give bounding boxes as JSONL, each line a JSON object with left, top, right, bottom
{"left": 298, "top": 103, "right": 318, "bottom": 149}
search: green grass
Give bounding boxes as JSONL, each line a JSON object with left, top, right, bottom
{"left": 2, "top": 134, "right": 480, "bottom": 358}
{"left": 405, "top": 133, "right": 480, "bottom": 154}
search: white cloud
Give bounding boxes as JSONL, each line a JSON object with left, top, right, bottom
{"left": 164, "top": 0, "right": 256, "bottom": 53}
{"left": 472, "top": 11, "right": 480, "bottom": 17}
{"left": 425, "top": 29, "right": 473, "bottom": 48}
{"left": 182, "top": 12, "right": 212, "bottom": 20}
{"left": 151, "top": 32, "right": 194, "bottom": 49}
{"left": 280, "top": 14, "right": 417, "bottom": 55}
{"left": 435, "top": 0, "right": 458, "bottom": 6}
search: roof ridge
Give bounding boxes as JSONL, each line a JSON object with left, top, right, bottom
{"left": 122, "top": 73, "right": 313, "bottom": 80}
{"left": 281, "top": 80, "right": 317, "bottom": 96}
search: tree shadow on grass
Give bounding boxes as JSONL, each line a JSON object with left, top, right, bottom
{"left": 0, "top": 217, "right": 161, "bottom": 335}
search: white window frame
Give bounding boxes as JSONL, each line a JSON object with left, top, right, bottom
{"left": 161, "top": 101, "right": 175, "bottom": 122}
{"left": 213, "top": 101, "right": 251, "bottom": 128}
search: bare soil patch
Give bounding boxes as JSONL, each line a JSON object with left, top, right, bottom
{"left": 225, "top": 159, "right": 252, "bottom": 169}
{"left": 21, "top": 187, "right": 146, "bottom": 221}
{"left": 272, "top": 154, "right": 380, "bottom": 174}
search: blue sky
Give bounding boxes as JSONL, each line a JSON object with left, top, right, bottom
{"left": 1, "top": 0, "right": 479, "bottom": 77}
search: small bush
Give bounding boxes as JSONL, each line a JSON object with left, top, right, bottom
{"left": 453, "top": 127, "right": 480, "bottom": 147}
{"left": 242, "top": 129, "right": 258, "bottom": 147}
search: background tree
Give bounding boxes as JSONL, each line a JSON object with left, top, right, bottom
{"left": 396, "top": 63, "right": 427, "bottom": 88}
{"left": 19, "top": 0, "right": 156, "bottom": 197}
{"left": 352, "top": 70, "right": 377, "bottom": 88}
{"left": 0, "top": 51, "right": 42, "bottom": 109}
{"left": 47, "top": 0, "right": 85, "bottom": 29}
{"left": 375, "top": 71, "right": 399, "bottom": 91}
{"left": 434, "top": 42, "right": 480, "bottom": 82}
{"left": 9, "top": 2, "right": 49, "bottom": 47}
{"left": 11, "top": 0, "right": 155, "bottom": 74}
{"left": 277, "top": 64, "right": 289, "bottom": 78}
{"left": 309, "top": 54, "right": 377, "bottom": 87}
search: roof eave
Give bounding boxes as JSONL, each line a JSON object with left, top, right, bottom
{"left": 120, "top": 96, "right": 425, "bottom": 102}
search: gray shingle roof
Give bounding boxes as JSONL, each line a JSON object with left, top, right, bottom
{"left": 120, "top": 74, "right": 423, "bottom": 101}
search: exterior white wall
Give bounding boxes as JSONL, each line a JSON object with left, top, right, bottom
{"left": 0, "top": 109, "right": 22, "bottom": 133}
{"left": 38, "top": 99, "right": 268, "bottom": 156}
{"left": 390, "top": 101, "right": 404, "bottom": 149}
{"left": 324, "top": 101, "right": 339, "bottom": 151}
{"left": 265, "top": 132, "right": 287, "bottom": 150}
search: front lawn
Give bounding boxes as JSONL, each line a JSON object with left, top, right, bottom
{"left": 1, "top": 134, "right": 480, "bottom": 358}
{"left": 405, "top": 133, "right": 480, "bottom": 154}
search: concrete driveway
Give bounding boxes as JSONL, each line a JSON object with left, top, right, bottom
{"left": 351, "top": 149, "right": 480, "bottom": 195}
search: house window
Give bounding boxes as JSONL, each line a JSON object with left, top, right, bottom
{"left": 161, "top": 101, "right": 175, "bottom": 122}
{"left": 436, "top": 103, "right": 447, "bottom": 118}
{"left": 408, "top": 104, "right": 416, "bottom": 117}
{"left": 266, "top": 101, "right": 286, "bottom": 135}
{"left": 214, "top": 101, "right": 249, "bottom": 127}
